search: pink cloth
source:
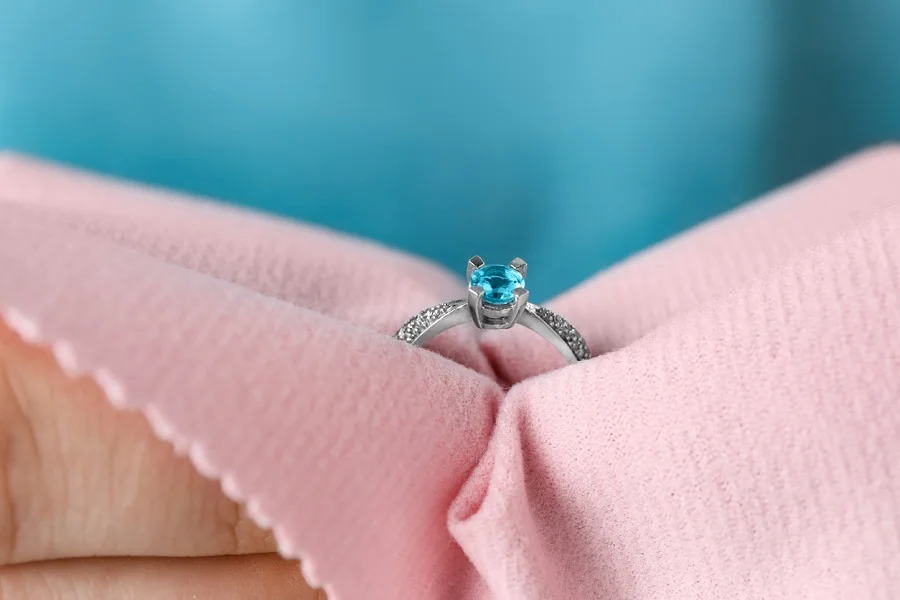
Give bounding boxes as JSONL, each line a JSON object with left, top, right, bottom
{"left": 0, "top": 146, "right": 898, "bottom": 599}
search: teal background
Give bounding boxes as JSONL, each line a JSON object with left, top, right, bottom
{"left": 2, "top": 1, "right": 899, "bottom": 298}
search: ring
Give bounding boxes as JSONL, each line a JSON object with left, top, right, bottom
{"left": 395, "top": 256, "right": 592, "bottom": 364}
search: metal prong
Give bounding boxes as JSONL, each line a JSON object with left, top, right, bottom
{"left": 512, "top": 287, "right": 530, "bottom": 323}
{"left": 468, "top": 286, "right": 486, "bottom": 327}
{"left": 467, "top": 255, "right": 485, "bottom": 280}
{"left": 510, "top": 257, "right": 527, "bottom": 278}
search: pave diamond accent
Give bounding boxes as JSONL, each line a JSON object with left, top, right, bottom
{"left": 394, "top": 300, "right": 466, "bottom": 343}
{"left": 529, "top": 304, "right": 592, "bottom": 361}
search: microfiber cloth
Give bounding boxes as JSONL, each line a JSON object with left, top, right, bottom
{"left": 0, "top": 147, "right": 898, "bottom": 599}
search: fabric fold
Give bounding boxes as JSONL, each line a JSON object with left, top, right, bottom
{"left": 0, "top": 178, "right": 501, "bottom": 598}
{"left": 452, "top": 204, "right": 900, "bottom": 599}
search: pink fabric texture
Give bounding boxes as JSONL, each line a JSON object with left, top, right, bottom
{"left": 0, "top": 146, "right": 898, "bottom": 599}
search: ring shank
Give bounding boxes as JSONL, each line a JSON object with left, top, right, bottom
{"left": 395, "top": 300, "right": 591, "bottom": 364}
{"left": 517, "top": 308, "right": 581, "bottom": 364}
{"left": 414, "top": 302, "right": 470, "bottom": 346}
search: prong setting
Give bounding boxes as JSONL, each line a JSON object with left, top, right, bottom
{"left": 512, "top": 287, "right": 530, "bottom": 323}
{"left": 467, "top": 256, "right": 529, "bottom": 329}
{"left": 467, "top": 256, "right": 485, "bottom": 281}
{"left": 468, "top": 285, "right": 486, "bottom": 327}
{"left": 510, "top": 257, "right": 527, "bottom": 278}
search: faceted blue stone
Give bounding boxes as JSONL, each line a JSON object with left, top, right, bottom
{"left": 470, "top": 264, "right": 525, "bottom": 305}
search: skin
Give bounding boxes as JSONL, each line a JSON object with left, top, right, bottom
{"left": 0, "top": 322, "right": 325, "bottom": 599}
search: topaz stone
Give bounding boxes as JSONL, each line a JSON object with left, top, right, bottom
{"left": 469, "top": 264, "right": 525, "bottom": 305}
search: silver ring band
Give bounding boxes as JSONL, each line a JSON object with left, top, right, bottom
{"left": 394, "top": 257, "right": 591, "bottom": 364}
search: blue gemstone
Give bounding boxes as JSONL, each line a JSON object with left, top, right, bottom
{"left": 470, "top": 264, "right": 525, "bottom": 305}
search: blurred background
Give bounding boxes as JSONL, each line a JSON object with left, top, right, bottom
{"left": 1, "top": 1, "right": 899, "bottom": 299}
